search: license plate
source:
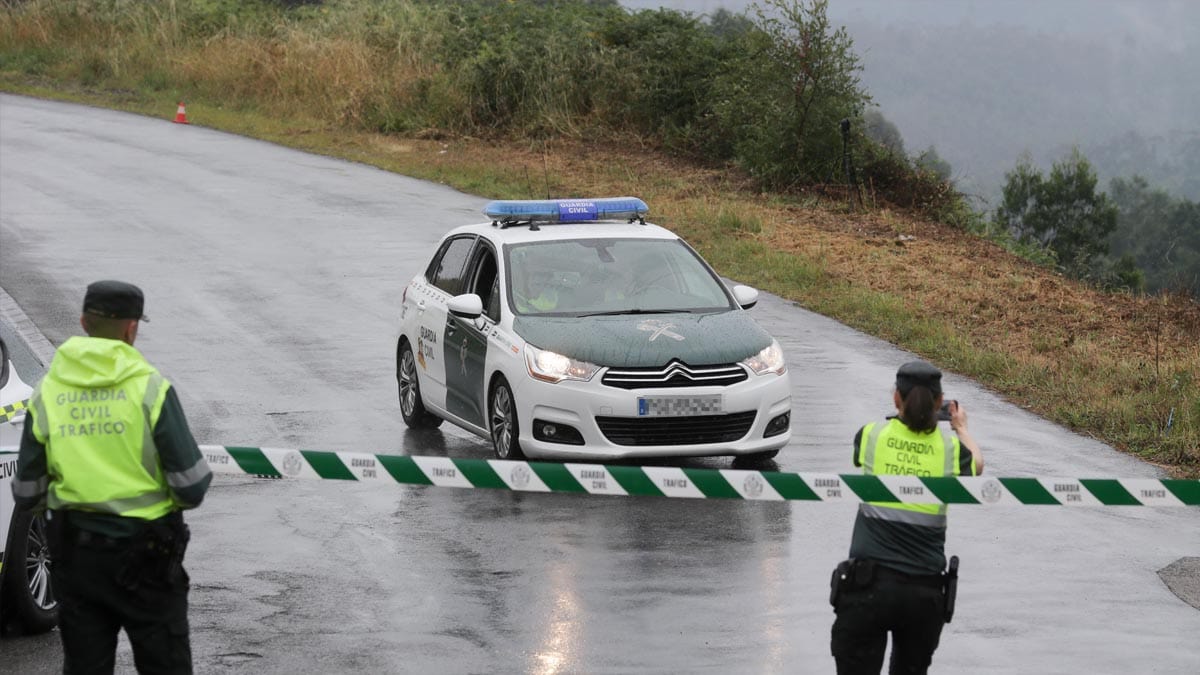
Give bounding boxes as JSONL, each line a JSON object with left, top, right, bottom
{"left": 637, "top": 395, "right": 723, "bottom": 417}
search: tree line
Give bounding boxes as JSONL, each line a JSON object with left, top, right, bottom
{"left": 989, "top": 151, "right": 1200, "bottom": 295}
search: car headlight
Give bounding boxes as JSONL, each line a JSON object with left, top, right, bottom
{"left": 741, "top": 339, "right": 786, "bottom": 376}
{"left": 525, "top": 344, "right": 601, "bottom": 383}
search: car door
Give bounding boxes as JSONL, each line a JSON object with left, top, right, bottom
{"left": 443, "top": 241, "right": 499, "bottom": 429}
{"left": 414, "top": 235, "right": 476, "bottom": 410}
{"left": 2, "top": 337, "right": 56, "bottom": 634}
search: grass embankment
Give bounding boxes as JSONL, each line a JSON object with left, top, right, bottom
{"left": 1, "top": 1, "right": 1196, "bottom": 477}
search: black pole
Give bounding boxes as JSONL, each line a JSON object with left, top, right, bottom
{"left": 840, "top": 118, "right": 858, "bottom": 211}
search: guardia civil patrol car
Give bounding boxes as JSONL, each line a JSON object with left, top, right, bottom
{"left": 396, "top": 197, "right": 792, "bottom": 461}
{"left": 0, "top": 336, "right": 58, "bottom": 635}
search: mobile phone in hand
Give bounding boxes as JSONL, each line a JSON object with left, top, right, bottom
{"left": 938, "top": 400, "right": 956, "bottom": 421}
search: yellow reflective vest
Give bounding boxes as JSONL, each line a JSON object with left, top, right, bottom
{"left": 858, "top": 418, "right": 972, "bottom": 526}
{"left": 28, "top": 336, "right": 174, "bottom": 521}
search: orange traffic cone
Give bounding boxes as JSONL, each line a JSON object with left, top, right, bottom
{"left": 173, "top": 101, "right": 189, "bottom": 125}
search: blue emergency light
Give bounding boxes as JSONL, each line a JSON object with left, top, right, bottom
{"left": 483, "top": 197, "right": 649, "bottom": 225}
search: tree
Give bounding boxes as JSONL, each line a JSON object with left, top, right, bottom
{"left": 995, "top": 150, "right": 1118, "bottom": 277}
{"left": 1109, "top": 176, "right": 1200, "bottom": 294}
{"left": 710, "top": 0, "right": 871, "bottom": 188}
{"left": 915, "top": 146, "right": 952, "bottom": 181}
{"left": 863, "top": 109, "right": 904, "bottom": 155}
{"left": 707, "top": 8, "right": 754, "bottom": 41}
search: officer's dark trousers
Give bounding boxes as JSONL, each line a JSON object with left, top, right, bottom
{"left": 52, "top": 537, "right": 192, "bottom": 675}
{"left": 831, "top": 573, "right": 945, "bottom": 675}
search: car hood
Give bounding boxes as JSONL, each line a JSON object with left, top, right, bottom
{"left": 513, "top": 311, "right": 773, "bottom": 367}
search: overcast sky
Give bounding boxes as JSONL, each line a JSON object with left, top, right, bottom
{"left": 623, "top": 0, "right": 1196, "bottom": 41}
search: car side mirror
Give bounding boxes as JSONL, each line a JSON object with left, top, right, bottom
{"left": 448, "top": 293, "right": 484, "bottom": 319}
{"left": 732, "top": 284, "right": 758, "bottom": 310}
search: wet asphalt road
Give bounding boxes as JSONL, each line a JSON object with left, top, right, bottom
{"left": 1, "top": 94, "right": 1197, "bottom": 674}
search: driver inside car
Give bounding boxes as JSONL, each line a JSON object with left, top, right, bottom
{"left": 513, "top": 267, "right": 561, "bottom": 313}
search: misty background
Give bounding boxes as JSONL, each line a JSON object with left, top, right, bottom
{"left": 623, "top": 0, "right": 1200, "bottom": 207}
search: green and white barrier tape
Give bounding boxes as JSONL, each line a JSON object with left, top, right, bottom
{"left": 0, "top": 398, "right": 28, "bottom": 424}
{"left": 201, "top": 446, "right": 1200, "bottom": 506}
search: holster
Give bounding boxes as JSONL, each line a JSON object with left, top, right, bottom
{"left": 829, "top": 558, "right": 876, "bottom": 607}
{"left": 117, "top": 513, "right": 190, "bottom": 591}
{"left": 943, "top": 555, "right": 960, "bottom": 623}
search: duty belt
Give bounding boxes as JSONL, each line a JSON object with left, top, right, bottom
{"left": 872, "top": 563, "right": 944, "bottom": 588}
{"left": 74, "top": 529, "right": 129, "bottom": 550}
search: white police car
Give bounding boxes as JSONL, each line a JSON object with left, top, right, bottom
{"left": 396, "top": 197, "right": 792, "bottom": 462}
{"left": 0, "top": 336, "right": 57, "bottom": 635}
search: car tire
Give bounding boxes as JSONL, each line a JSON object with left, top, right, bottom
{"left": 2, "top": 510, "right": 58, "bottom": 635}
{"left": 397, "top": 340, "right": 442, "bottom": 429}
{"left": 488, "top": 377, "right": 524, "bottom": 460}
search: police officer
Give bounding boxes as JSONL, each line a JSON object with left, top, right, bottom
{"left": 830, "top": 360, "right": 984, "bottom": 674}
{"left": 12, "top": 280, "right": 212, "bottom": 674}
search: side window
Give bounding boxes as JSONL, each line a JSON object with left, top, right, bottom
{"left": 428, "top": 236, "right": 476, "bottom": 296}
{"left": 469, "top": 247, "right": 500, "bottom": 323}
{"left": 486, "top": 277, "right": 501, "bottom": 322}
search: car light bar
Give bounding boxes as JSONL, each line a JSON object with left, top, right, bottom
{"left": 484, "top": 197, "right": 649, "bottom": 224}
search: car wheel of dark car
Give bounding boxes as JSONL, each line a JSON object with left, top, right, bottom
{"left": 489, "top": 377, "right": 524, "bottom": 460}
{"left": 397, "top": 340, "right": 442, "bottom": 429}
{"left": 2, "top": 510, "right": 58, "bottom": 635}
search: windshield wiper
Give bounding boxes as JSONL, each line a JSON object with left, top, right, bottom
{"left": 577, "top": 308, "right": 694, "bottom": 317}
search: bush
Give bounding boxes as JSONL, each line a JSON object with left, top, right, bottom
{"left": 857, "top": 139, "right": 964, "bottom": 221}
{"left": 995, "top": 150, "right": 1118, "bottom": 274}
{"left": 593, "top": 9, "right": 725, "bottom": 143}
{"left": 709, "top": 0, "right": 870, "bottom": 188}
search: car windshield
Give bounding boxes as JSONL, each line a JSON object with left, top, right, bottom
{"left": 506, "top": 238, "right": 734, "bottom": 316}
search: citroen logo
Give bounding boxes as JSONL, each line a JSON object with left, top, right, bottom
{"left": 637, "top": 319, "right": 684, "bottom": 342}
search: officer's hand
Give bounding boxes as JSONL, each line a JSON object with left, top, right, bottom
{"left": 949, "top": 400, "right": 968, "bottom": 431}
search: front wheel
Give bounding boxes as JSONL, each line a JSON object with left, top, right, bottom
{"left": 2, "top": 510, "right": 58, "bottom": 635}
{"left": 489, "top": 377, "right": 524, "bottom": 460}
{"left": 397, "top": 340, "right": 442, "bottom": 429}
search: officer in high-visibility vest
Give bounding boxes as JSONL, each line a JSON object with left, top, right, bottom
{"left": 830, "top": 360, "right": 984, "bottom": 675}
{"left": 12, "top": 280, "right": 211, "bottom": 674}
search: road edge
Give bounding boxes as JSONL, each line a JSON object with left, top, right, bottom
{"left": 0, "top": 286, "right": 56, "bottom": 367}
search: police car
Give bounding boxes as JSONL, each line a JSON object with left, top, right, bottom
{"left": 0, "top": 336, "right": 58, "bottom": 635}
{"left": 396, "top": 197, "right": 792, "bottom": 461}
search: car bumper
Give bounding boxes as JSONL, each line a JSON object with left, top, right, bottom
{"left": 511, "top": 370, "right": 792, "bottom": 460}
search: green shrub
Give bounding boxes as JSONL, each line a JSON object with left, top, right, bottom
{"left": 709, "top": 0, "right": 870, "bottom": 188}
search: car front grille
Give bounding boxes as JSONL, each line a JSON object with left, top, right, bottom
{"left": 601, "top": 361, "right": 748, "bottom": 390}
{"left": 595, "top": 411, "right": 757, "bottom": 446}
